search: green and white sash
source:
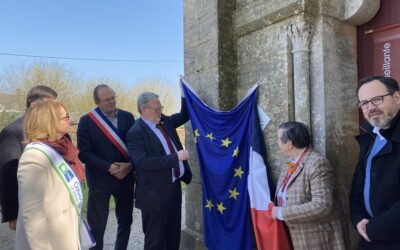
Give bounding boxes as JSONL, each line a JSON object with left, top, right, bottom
{"left": 25, "top": 142, "right": 96, "bottom": 250}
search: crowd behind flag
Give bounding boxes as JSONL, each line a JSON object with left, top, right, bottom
{"left": 181, "top": 78, "right": 292, "bottom": 250}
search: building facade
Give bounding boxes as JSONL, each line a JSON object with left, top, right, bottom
{"left": 181, "top": 0, "right": 399, "bottom": 249}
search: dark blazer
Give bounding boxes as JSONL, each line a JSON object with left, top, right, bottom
{"left": 126, "top": 98, "right": 192, "bottom": 211}
{"left": 77, "top": 109, "right": 135, "bottom": 189}
{"left": 0, "top": 117, "right": 23, "bottom": 223}
{"left": 350, "top": 112, "right": 400, "bottom": 249}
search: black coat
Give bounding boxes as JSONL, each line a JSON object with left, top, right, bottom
{"left": 126, "top": 98, "right": 192, "bottom": 211}
{"left": 349, "top": 112, "right": 400, "bottom": 249}
{"left": 0, "top": 117, "right": 23, "bottom": 223}
{"left": 77, "top": 109, "right": 135, "bottom": 189}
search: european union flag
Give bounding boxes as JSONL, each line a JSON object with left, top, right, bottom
{"left": 182, "top": 79, "right": 259, "bottom": 250}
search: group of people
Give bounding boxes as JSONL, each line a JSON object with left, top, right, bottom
{"left": 0, "top": 84, "right": 191, "bottom": 250}
{"left": 269, "top": 76, "right": 400, "bottom": 250}
{"left": 0, "top": 75, "right": 399, "bottom": 250}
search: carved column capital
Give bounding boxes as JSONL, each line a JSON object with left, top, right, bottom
{"left": 287, "top": 20, "right": 313, "bottom": 53}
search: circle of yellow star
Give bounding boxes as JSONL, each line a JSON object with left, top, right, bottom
{"left": 234, "top": 166, "right": 244, "bottom": 178}
{"left": 232, "top": 146, "right": 239, "bottom": 157}
{"left": 205, "top": 199, "right": 214, "bottom": 211}
{"left": 229, "top": 188, "right": 240, "bottom": 200}
{"left": 206, "top": 133, "right": 215, "bottom": 141}
{"left": 217, "top": 202, "right": 227, "bottom": 214}
{"left": 194, "top": 129, "right": 201, "bottom": 144}
{"left": 221, "top": 137, "right": 232, "bottom": 148}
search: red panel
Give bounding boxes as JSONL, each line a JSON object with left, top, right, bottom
{"left": 373, "top": 26, "right": 400, "bottom": 80}
{"left": 357, "top": 0, "right": 400, "bottom": 79}
{"left": 391, "top": 0, "right": 400, "bottom": 24}
{"left": 357, "top": 0, "right": 400, "bottom": 127}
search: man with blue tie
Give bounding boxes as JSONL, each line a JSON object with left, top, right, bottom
{"left": 77, "top": 84, "right": 135, "bottom": 250}
{"left": 350, "top": 76, "right": 400, "bottom": 249}
{"left": 127, "top": 90, "right": 192, "bottom": 250}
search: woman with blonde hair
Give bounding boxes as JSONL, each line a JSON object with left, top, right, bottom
{"left": 15, "top": 100, "right": 93, "bottom": 250}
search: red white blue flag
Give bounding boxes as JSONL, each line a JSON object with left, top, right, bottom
{"left": 88, "top": 108, "right": 129, "bottom": 159}
{"left": 181, "top": 78, "right": 291, "bottom": 250}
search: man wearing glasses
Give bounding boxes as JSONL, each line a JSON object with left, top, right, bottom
{"left": 349, "top": 76, "right": 400, "bottom": 249}
{"left": 77, "top": 84, "right": 135, "bottom": 250}
{"left": 126, "top": 90, "right": 192, "bottom": 250}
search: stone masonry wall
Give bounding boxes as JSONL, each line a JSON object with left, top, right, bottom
{"left": 183, "top": 0, "right": 380, "bottom": 249}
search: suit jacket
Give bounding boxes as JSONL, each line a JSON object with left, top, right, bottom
{"left": 16, "top": 147, "right": 80, "bottom": 250}
{"left": 0, "top": 117, "right": 23, "bottom": 223}
{"left": 126, "top": 98, "right": 192, "bottom": 211}
{"left": 77, "top": 109, "right": 135, "bottom": 189}
{"left": 350, "top": 112, "right": 400, "bottom": 249}
{"left": 275, "top": 149, "right": 347, "bottom": 250}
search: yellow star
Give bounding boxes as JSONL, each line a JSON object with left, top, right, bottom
{"left": 232, "top": 146, "right": 239, "bottom": 157}
{"left": 217, "top": 202, "right": 227, "bottom": 214}
{"left": 205, "top": 199, "right": 214, "bottom": 211}
{"left": 194, "top": 129, "right": 200, "bottom": 144}
{"left": 229, "top": 188, "right": 240, "bottom": 200}
{"left": 221, "top": 137, "right": 232, "bottom": 148}
{"left": 234, "top": 166, "right": 244, "bottom": 178}
{"left": 206, "top": 133, "right": 215, "bottom": 141}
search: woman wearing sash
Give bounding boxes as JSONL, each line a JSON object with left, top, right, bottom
{"left": 15, "top": 100, "right": 89, "bottom": 250}
{"left": 271, "top": 121, "right": 347, "bottom": 250}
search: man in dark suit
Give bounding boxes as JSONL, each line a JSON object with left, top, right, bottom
{"left": 77, "top": 84, "right": 135, "bottom": 250}
{"left": 127, "top": 90, "right": 192, "bottom": 250}
{"left": 350, "top": 76, "right": 400, "bottom": 249}
{"left": 0, "top": 85, "right": 57, "bottom": 230}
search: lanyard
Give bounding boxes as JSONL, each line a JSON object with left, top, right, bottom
{"left": 277, "top": 147, "right": 309, "bottom": 206}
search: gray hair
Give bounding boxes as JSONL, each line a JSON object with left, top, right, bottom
{"left": 137, "top": 92, "right": 159, "bottom": 113}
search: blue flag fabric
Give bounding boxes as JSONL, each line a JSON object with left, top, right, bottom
{"left": 182, "top": 79, "right": 260, "bottom": 250}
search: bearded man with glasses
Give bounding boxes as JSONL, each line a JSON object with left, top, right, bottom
{"left": 350, "top": 76, "right": 400, "bottom": 250}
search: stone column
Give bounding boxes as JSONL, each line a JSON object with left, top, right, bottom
{"left": 287, "top": 20, "right": 313, "bottom": 128}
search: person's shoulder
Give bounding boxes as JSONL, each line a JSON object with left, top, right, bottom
{"left": 0, "top": 116, "right": 23, "bottom": 140}
{"left": 309, "top": 149, "right": 325, "bottom": 158}
{"left": 118, "top": 108, "right": 134, "bottom": 117}
{"left": 307, "top": 149, "right": 332, "bottom": 169}
{"left": 19, "top": 146, "right": 50, "bottom": 170}
{"left": 303, "top": 149, "right": 325, "bottom": 164}
{"left": 2, "top": 116, "right": 23, "bottom": 133}
{"left": 77, "top": 112, "right": 92, "bottom": 124}
{"left": 129, "top": 118, "right": 143, "bottom": 130}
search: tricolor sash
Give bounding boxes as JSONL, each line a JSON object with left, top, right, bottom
{"left": 24, "top": 142, "right": 96, "bottom": 250}
{"left": 88, "top": 108, "right": 129, "bottom": 159}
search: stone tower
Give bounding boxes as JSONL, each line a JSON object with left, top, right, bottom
{"left": 181, "top": 1, "right": 380, "bottom": 249}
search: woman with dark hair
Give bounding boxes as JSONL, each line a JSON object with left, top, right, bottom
{"left": 271, "top": 121, "right": 347, "bottom": 250}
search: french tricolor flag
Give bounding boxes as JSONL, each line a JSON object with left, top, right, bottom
{"left": 248, "top": 105, "right": 292, "bottom": 250}
{"left": 182, "top": 78, "right": 292, "bottom": 250}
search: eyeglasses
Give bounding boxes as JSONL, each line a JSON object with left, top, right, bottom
{"left": 146, "top": 105, "right": 164, "bottom": 113}
{"left": 60, "top": 113, "right": 70, "bottom": 122}
{"left": 357, "top": 93, "right": 395, "bottom": 109}
{"left": 100, "top": 96, "right": 116, "bottom": 103}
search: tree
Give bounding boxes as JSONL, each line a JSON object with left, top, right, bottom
{"left": 0, "top": 62, "right": 180, "bottom": 126}
{"left": 0, "top": 61, "right": 83, "bottom": 112}
{"left": 128, "top": 77, "right": 180, "bottom": 116}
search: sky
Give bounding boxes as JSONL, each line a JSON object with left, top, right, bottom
{"left": 0, "top": 1, "right": 184, "bottom": 90}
